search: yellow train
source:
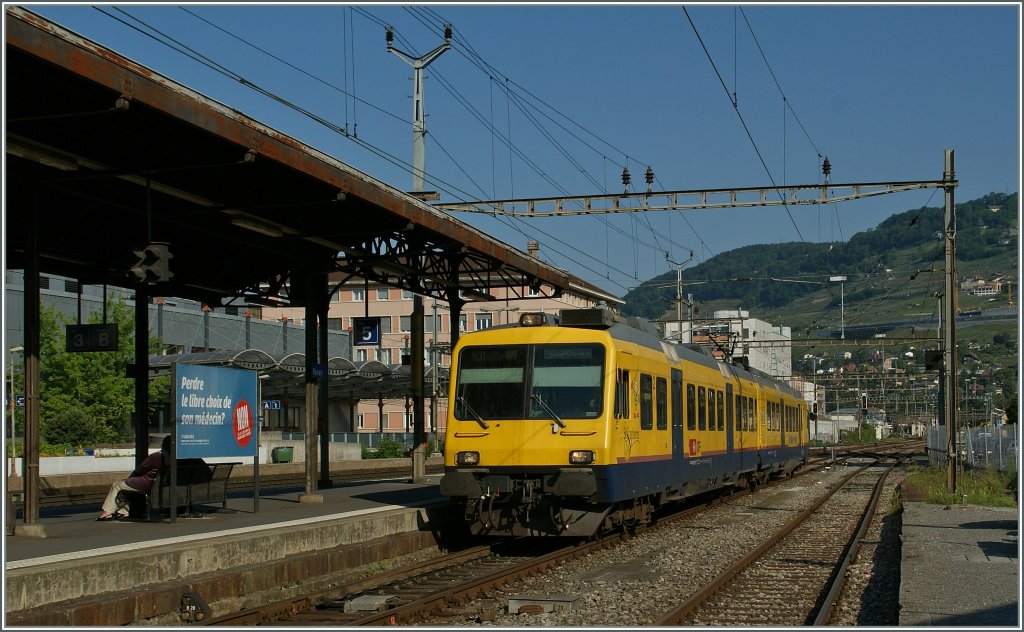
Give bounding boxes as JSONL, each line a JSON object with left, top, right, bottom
{"left": 440, "top": 308, "right": 809, "bottom": 537}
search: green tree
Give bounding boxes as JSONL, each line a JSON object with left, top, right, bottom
{"left": 37, "top": 295, "right": 165, "bottom": 445}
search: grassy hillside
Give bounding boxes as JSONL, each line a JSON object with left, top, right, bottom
{"left": 621, "top": 191, "right": 1019, "bottom": 415}
{"left": 623, "top": 191, "right": 1018, "bottom": 330}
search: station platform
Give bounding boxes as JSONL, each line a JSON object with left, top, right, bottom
{"left": 899, "top": 500, "right": 1019, "bottom": 627}
{"left": 4, "top": 466, "right": 460, "bottom": 626}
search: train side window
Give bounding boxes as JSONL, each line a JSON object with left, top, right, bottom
{"left": 752, "top": 399, "right": 758, "bottom": 429}
{"left": 686, "top": 384, "right": 696, "bottom": 430}
{"left": 640, "top": 373, "right": 653, "bottom": 430}
{"left": 717, "top": 390, "right": 724, "bottom": 431}
{"left": 656, "top": 376, "right": 667, "bottom": 430}
{"left": 738, "top": 396, "right": 746, "bottom": 432}
{"left": 615, "top": 369, "right": 630, "bottom": 419}
{"left": 697, "top": 386, "right": 706, "bottom": 431}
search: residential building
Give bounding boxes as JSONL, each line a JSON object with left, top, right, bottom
{"left": 662, "top": 310, "right": 793, "bottom": 379}
{"left": 262, "top": 275, "right": 600, "bottom": 439}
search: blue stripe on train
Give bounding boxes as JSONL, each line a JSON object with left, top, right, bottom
{"left": 595, "top": 445, "right": 807, "bottom": 503}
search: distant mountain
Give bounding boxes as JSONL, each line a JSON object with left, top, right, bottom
{"left": 622, "top": 192, "right": 1019, "bottom": 321}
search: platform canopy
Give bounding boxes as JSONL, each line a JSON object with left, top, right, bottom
{"left": 4, "top": 7, "right": 620, "bottom": 310}
{"left": 147, "top": 351, "right": 446, "bottom": 402}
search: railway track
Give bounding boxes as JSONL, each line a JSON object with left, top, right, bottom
{"left": 201, "top": 443, "right": 917, "bottom": 626}
{"left": 654, "top": 452, "right": 911, "bottom": 626}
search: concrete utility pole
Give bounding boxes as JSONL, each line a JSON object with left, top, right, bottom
{"left": 942, "top": 149, "right": 958, "bottom": 494}
{"left": 387, "top": 24, "right": 452, "bottom": 194}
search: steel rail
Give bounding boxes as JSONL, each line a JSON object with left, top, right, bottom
{"left": 653, "top": 457, "right": 883, "bottom": 626}
{"left": 346, "top": 536, "right": 621, "bottom": 626}
{"left": 812, "top": 453, "right": 911, "bottom": 625}
{"left": 204, "top": 543, "right": 497, "bottom": 626}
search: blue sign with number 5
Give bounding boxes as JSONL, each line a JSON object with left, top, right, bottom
{"left": 352, "top": 317, "right": 381, "bottom": 346}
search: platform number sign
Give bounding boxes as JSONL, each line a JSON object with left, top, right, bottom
{"left": 66, "top": 323, "right": 119, "bottom": 352}
{"left": 353, "top": 317, "right": 381, "bottom": 346}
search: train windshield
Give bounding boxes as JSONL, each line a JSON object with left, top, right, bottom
{"left": 454, "top": 344, "right": 604, "bottom": 421}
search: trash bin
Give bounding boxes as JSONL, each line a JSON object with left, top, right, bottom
{"left": 271, "top": 446, "right": 293, "bottom": 463}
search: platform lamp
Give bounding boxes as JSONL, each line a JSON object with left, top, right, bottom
{"left": 8, "top": 346, "right": 23, "bottom": 480}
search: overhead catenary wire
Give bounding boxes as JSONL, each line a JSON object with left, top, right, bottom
{"left": 683, "top": 7, "right": 830, "bottom": 300}
{"left": 402, "top": 6, "right": 712, "bottom": 276}
{"left": 186, "top": 4, "right": 704, "bottom": 288}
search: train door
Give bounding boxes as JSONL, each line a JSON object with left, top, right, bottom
{"left": 671, "top": 368, "right": 683, "bottom": 465}
{"left": 774, "top": 397, "right": 782, "bottom": 446}
{"left": 725, "top": 383, "right": 734, "bottom": 454}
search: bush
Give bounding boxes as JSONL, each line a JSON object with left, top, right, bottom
{"left": 362, "top": 437, "right": 409, "bottom": 459}
{"left": 42, "top": 407, "right": 113, "bottom": 446}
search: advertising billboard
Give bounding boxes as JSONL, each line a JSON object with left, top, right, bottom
{"left": 174, "top": 364, "right": 258, "bottom": 458}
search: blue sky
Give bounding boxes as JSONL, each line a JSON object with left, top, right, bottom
{"left": 15, "top": 3, "right": 1021, "bottom": 297}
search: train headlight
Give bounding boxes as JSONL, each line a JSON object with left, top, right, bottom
{"left": 456, "top": 451, "right": 480, "bottom": 466}
{"left": 568, "top": 450, "right": 595, "bottom": 465}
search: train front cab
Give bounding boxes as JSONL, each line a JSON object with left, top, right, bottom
{"left": 440, "top": 315, "right": 623, "bottom": 536}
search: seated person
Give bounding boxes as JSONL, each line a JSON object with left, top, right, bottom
{"left": 97, "top": 435, "right": 171, "bottom": 521}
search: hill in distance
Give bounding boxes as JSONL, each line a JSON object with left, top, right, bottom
{"left": 622, "top": 191, "right": 1019, "bottom": 337}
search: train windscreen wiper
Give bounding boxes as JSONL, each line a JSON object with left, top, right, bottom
{"left": 457, "top": 396, "right": 489, "bottom": 429}
{"left": 531, "top": 393, "right": 567, "bottom": 429}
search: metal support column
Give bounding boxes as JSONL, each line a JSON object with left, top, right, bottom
{"left": 300, "top": 276, "right": 323, "bottom": 504}
{"left": 942, "top": 149, "right": 958, "bottom": 494}
{"left": 18, "top": 201, "right": 44, "bottom": 537}
{"left": 134, "top": 286, "right": 150, "bottom": 469}
{"left": 317, "top": 276, "right": 332, "bottom": 488}
{"left": 411, "top": 296, "right": 426, "bottom": 481}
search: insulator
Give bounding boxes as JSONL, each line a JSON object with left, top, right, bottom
{"left": 621, "top": 167, "right": 631, "bottom": 187}
{"left": 444, "top": 24, "right": 453, "bottom": 40}
{"left": 822, "top": 157, "right": 831, "bottom": 177}
{"left": 645, "top": 166, "right": 654, "bottom": 185}
{"left": 385, "top": 26, "right": 394, "bottom": 45}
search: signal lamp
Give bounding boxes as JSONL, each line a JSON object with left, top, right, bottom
{"left": 568, "top": 450, "right": 594, "bottom": 465}
{"left": 519, "top": 312, "right": 549, "bottom": 327}
{"left": 455, "top": 451, "right": 480, "bottom": 466}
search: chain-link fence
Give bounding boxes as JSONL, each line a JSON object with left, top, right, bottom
{"left": 927, "top": 423, "right": 1019, "bottom": 472}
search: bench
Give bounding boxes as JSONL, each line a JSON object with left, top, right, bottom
{"left": 121, "top": 460, "right": 241, "bottom": 520}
